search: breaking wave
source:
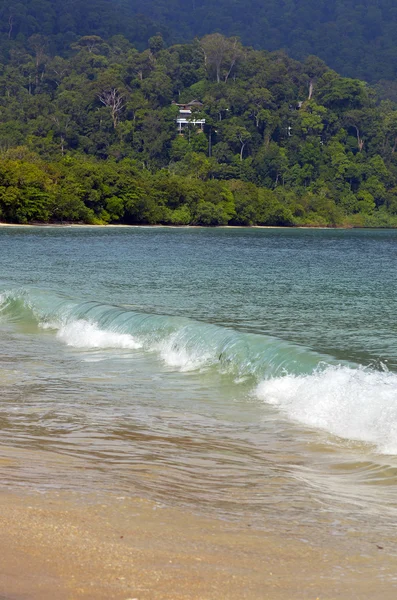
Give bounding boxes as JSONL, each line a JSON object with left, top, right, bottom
{"left": 255, "top": 366, "right": 397, "bottom": 454}
{"left": 2, "top": 287, "right": 397, "bottom": 454}
{"left": 56, "top": 319, "right": 142, "bottom": 350}
{"left": 0, "top": 288, "right": 330, "bottom": 378}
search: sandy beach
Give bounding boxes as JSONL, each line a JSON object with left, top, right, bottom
{"left": 0, "top": 487, "right": 396, "bottom": 600}
{"left": 0, "top": 221, "right": 335, "bottom": 230}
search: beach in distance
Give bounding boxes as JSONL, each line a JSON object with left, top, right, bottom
{"left": 0, "top": 221, "right": 364, "bottom": 229}
{"left": 1, "top": 226, "right": 397, "bottom": 598}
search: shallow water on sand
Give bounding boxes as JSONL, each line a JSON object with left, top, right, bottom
{"left": 1, "top": 226, "right": 397, "bottom": 542}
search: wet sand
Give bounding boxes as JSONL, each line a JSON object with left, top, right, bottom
{"left": 1, "top": 489, "right": 397, "bottom": 600}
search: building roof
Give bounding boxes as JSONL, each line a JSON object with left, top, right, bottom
{"left": 172, "top": 99, "right": 203, "bottom": 108}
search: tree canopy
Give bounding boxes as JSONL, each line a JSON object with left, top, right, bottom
{"left": 133, "top": 0, "right": 397, "bottom": 83}
{"left": 1, "top": 32, "right": 397, "bottom": 227}
{"left": 1, "top": 0, "right": 397, "bottom": 83}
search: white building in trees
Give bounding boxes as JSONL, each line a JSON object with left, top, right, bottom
{"left": 173, "top": 100, "right": 205, "bottom": 132}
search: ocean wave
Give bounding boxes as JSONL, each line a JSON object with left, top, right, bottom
{"left": 2, "top": 288, "right": 397, "bottom": 453}
{"left": 256, "top": 365, "right": 397, "bottom": 454}
{"left": 0, "top": 287, "right": 330, "bottom": 378}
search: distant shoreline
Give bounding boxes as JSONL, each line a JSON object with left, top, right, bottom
{"left": 0, "top": 221, "right": 386, "bottom": 230}
{"left": 0, "top": 222, "right": 316, "bottom": 229}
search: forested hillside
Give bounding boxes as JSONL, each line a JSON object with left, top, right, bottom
{"left": 1, "top": 0, "right": 397, "bottom": 83}
{"left": 1, "top": 33, "right": 397, "bottom": 227}
{"left": 0, "top": 0, "right": 164, "bottom": 56}
{"left": 135, "top": 0, "right": 397, "bottom": 83}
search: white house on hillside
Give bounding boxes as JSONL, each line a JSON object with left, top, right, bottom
{"left": 173, "top": 100, "right": 205, "bottom": 132}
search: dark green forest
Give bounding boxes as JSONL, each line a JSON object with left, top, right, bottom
{"left": 1, "top": 0, "right": 397, "bottom": 83}
{"left": 135, "top": 0, "right": 397, "bottom": 84}
{"left": 1, "top": 2, "right": 397, "bottom": 226}
{"left": 0, "top": 0, "right": 165, "bottom": 56}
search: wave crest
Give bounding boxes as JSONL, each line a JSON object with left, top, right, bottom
{"left": 256, "top": 366, "right": 397, "bottom": 454}
{"left": 3, "top": 288, "right": 397, "bottom": 453}
{"left": 0, "top": 288, "right": 330, "bottom": 378}
{"left": 57, "top": 320, "right": 142, "bottom": 350}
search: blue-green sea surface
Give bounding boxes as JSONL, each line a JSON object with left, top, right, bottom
{"left": 1, "top": 226, "right": 397, "bottom": 534}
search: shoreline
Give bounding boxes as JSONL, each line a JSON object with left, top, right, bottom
{"left": 0, "top": 221, "right": 384, "bottom": 230}
{"left": 0, "top": 221, "right": 326, "bottom": 229}
{"left": 1, "top": 487, "right": 397, "bottom": 600}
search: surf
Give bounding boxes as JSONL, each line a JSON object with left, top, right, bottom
{"left": 255, "top": 365, "right": 397, "bottom": 454}
{"left": 2, "top": 287, "right": 397, "bottom": 455}
{"left": 0, "top": 287, "right": 332, "bottom": 378}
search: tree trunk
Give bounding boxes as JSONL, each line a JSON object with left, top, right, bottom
{"left": 308, "top": 80, "right": 314, "bottom": 100}
{"left": 216, "top": 64, "right": 220, "bottom": 84}
{"left": 224, "top": 59, "right": 236, "bottom": 83}
{"left": 8, "top": 15, "right": 13, "bottom": 39}
{"left": 354, "top": 126, "right": 364, "bottom": 152}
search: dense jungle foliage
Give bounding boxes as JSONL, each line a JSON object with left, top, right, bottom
{"left": 2, "top": 31, "right": 397, "bottom": 226}
{"left": 136, "top": 0, "right": 397, "bottom": 83}
{"left": 0, "top": 0, "right": 165, "bottom": 56}
{"left": 1, "top": 0, "right": 397, "bottom": 83}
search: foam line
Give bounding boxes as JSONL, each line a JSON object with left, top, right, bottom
{"left": 256, "top": 366, "right": 397, "bottom": 453}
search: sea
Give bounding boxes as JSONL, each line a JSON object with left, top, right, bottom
{"left": 1, "top": 225, "right": 397, "bottom": 538}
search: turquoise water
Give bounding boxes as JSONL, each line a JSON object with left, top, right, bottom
{"left": 1, "top": 226, "right": 397, "bottom": 530}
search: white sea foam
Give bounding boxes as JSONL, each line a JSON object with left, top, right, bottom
{"left": 40, "top": 320, "right": 63, "bottom": 330}
{"left": 57, "top": 321, "right": 211, "bottom": 370}
{"left": 256, "top": 365, "right": 397, "bottom": 454}
{"left": 56, "top": 320, "right": 142, "bottom": 350}
{"left": 155, "top": 333, "right": 212, "bottom": 371}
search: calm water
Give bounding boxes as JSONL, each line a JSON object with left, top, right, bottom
{"left": 1, "top": 226, "right": 397, "bottom": 534}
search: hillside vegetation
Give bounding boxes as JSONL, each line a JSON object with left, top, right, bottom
{"left": 1, "top": 33, "right": 397, "bottom": 226}
{"left": 1, "top": 0, "right": 397, "bottom": 83}
{"left": 134, "top": 0, "right": 397, "bottom": 83}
